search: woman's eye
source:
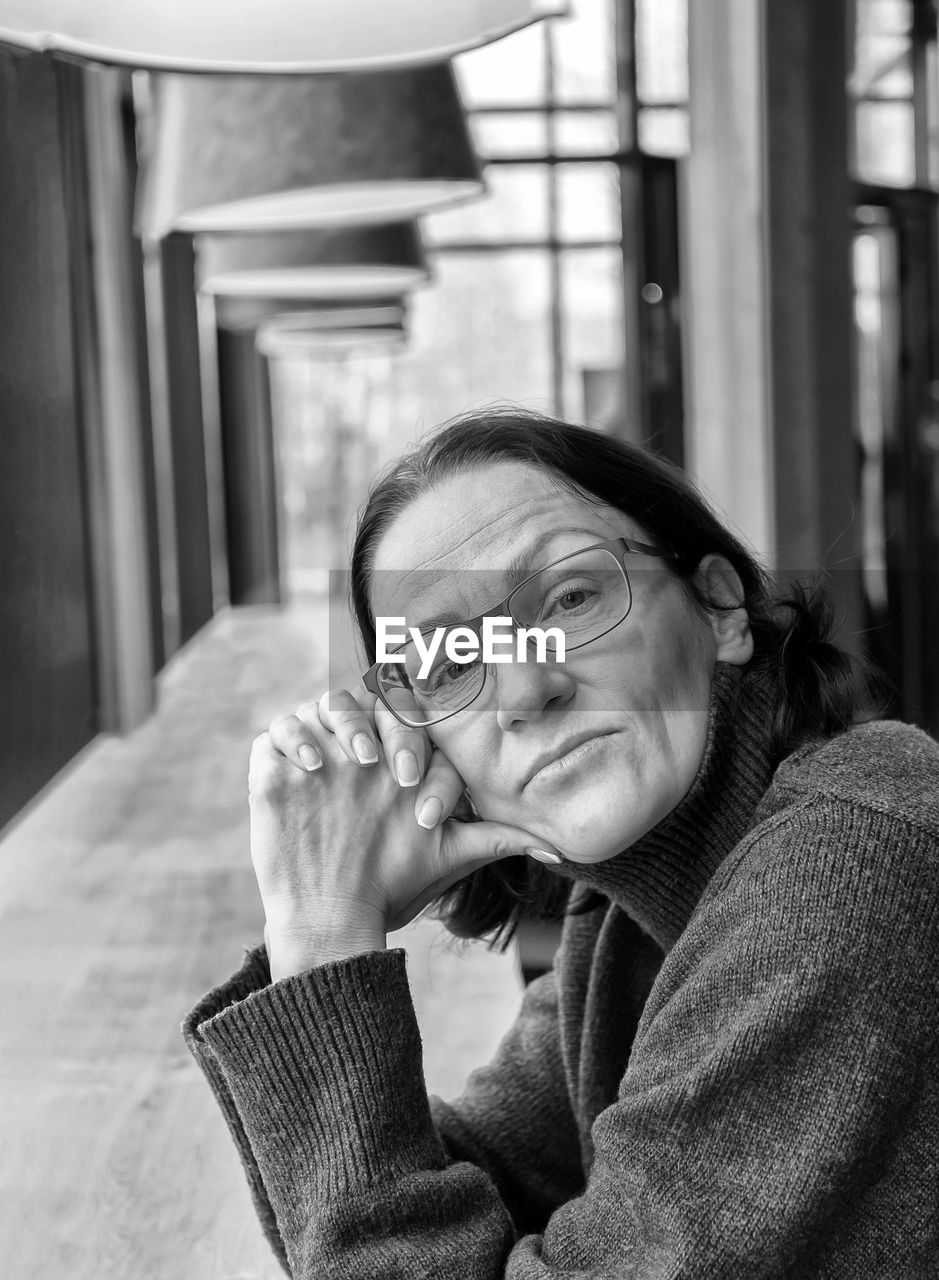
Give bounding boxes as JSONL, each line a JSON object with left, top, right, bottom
{"left": 544, "top": 585, "right": 593, "bottom": 616}
{"left": 431, "top": 658, "right": 478, "bottom": 689}
{"left": 558, "top": 589, "right": 587, "bottom": 610}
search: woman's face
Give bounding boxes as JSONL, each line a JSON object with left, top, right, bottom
{"left": 368, "top": 461, "right": 752, "bottom": 863}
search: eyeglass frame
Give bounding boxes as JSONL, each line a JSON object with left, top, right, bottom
{"left": 360, "top": 535, "right": 684, "bottom": 728}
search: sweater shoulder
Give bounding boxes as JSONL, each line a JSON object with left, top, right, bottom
{"left": 761, "top": 718, "right": 939, "bottom": 837}
{"left": 699, "top": 721, "right": 939, "bottom": 946}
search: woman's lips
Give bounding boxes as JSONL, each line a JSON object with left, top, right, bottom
{"left": 524, "top": 732, "right": 618, "bottom": 788}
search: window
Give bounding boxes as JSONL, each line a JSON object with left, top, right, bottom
{"left": 851, "top": 0, "right": 939, "bottom": 188}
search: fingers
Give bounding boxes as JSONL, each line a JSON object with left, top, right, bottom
{"left": 266, "top": 688, "right": 435, "bottom": 792}
{"left": 313, "top": 688, "right": 434, "bottom": 790}
{"left": 313, "top": 689, "right": 382, "bottom": 767}
{"left": 411, "top": 747, "right": 470, "bottom": 832}
{"left": 266, "top": 690, "right": 378, "bottom": 774}
{"left": 386, "top": 826, "right": 563, "bottom": 933}
{"left": 443, "top": 817, "right": 563, "bottom": 870}
{"left": 265, "top": 710, "right": 325, "bottom": 774}
{"left": 371, "top": 697, "right": 433, "bottom": 790}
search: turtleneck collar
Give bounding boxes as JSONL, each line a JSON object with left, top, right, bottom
{"left": 551, "top": 661, "right": 784, "bottom": 952}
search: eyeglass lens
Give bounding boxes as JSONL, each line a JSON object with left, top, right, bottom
{"left": 377, "top": 547, "right": 631, "bottom": 727}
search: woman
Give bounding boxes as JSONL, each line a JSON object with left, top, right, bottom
{"left": 184, "top": 409, "right": 939, "bottom": 1278}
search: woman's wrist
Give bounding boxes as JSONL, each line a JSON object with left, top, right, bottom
{"left": 265, "top": 916, "right": 387, "bottom": 981}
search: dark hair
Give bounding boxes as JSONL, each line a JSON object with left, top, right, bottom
{"left": 350, "top": 408, "right": 877, "bottom": 950}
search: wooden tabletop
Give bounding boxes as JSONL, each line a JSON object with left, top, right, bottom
{"left": 0, "top": 604, "right": 523, "bottom": 1280}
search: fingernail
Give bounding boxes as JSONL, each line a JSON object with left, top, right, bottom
{"left": 353, "top": 733, "right": 378, "bottom": 764}
{"left": 416, "top": 797, "right": 443, "bottom": 829}
{"left": 298, "top": 744, "right": 322, "bottom": 772}
{"left": 395, "top": 749, "right": 420, "bottom": 787}
{"left": 527, "top": 848, "right": 562, "bottom": 865}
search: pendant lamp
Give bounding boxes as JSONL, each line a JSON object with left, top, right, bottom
{"left": 0, "top": 1, "right": 565, "bottom": 72}
{"left": 216, "top": 298, "right": 409, "bottom": 334}
{"left": 256, "top": 320, "right": 407, "bottom": 359}
{"left": 135, "top": 64, "right": 484, "bottom": 237}
{"left": 197, "top": 223, "right": 430, "bottom": 301}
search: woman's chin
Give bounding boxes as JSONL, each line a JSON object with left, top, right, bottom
{"left": 552, "top": 835, "right": 631, "bottom": 865}
{"left": 519, "top": 820, "right": 635, "bottom": 866}
{"left": 540, "top": 803, "right": 672, "bottom": 865}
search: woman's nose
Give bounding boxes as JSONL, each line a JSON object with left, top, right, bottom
{"left": 492, "top": 648, "right": 576, "bottom": 731}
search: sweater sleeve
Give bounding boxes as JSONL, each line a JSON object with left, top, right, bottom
{"left": 183, "top": 933, "right": 587, "bottom": 1275}
{"left": 182, "top": 943, "right": 291, "bottom": 1275}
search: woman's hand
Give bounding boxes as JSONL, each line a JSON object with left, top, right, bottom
{"left": 249, "top": 687, "right": 561, "bottom": 980}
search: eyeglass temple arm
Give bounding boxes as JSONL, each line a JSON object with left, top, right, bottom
{"left": 621, "top": 537, "right": 684, "bottom": 561}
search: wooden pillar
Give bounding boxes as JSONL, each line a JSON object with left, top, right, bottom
{"left": 0, "top": 48, "right": 98, "bottom": 829}
{"left": 65, "top": 63, "right": 157, "bottom": 730}
{"left": 142, "top": 232, "right": 217, "bottom": 657}
{"left": 195, "top": 292, "right": 232, "bottom": 614}
{"left": 763, "top": 0, "right": 861, "bottom": 635}
{"left": 683, "top": 0, "right": 862, "bottom": 643}
{"left": 216, "top": 328, "right": 282, "bottom": 605}
{"left": 682, "top": 0, "right": 774, "bottom": 561}
{"left": 614, "top": 0, "right": 646, "bottom": 449}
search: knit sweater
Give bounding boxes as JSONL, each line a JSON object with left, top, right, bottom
{"left": 183, "top": 664, "right": 939, "bottom": 1278}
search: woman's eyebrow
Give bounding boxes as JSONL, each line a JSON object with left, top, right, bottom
{"left": 503, "top": 525, "right": 603, "bottom": 589}
{"left": 412, "top": 525, "right": 608, "bottom": 630}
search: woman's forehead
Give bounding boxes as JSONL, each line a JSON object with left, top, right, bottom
{"left": 375, "top": 463, "right": 635, "bottom": 565}
{"left": 368, "top": 462, "right": 641, "bottom": 619}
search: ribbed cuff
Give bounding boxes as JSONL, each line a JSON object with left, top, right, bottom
{"left": 183, "top": 943, "right": 273, "bottom": 1042}
{"left": 181, "top": 942, "right": 289, "bottom": 1274}
{"left": 193, "top": 947, "right": 447, "bottom": 1228}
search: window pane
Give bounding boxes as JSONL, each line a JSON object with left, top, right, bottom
{"left": 855, "top": 0, "right": 912, "bottom": 42}
{"left": 853, "top": 0, "right": 913, "bottom": 96}
{"left": 851, "top": 221, "right": 899, "bottom": 615}
{"left": 271, "top": 252, "right": 555, "bottom": 592}
{"left": 269, "top": 352, "right": 396, "bottom": 592}
{"left": 636, "top": 0, "right": 688, "bottom": 105}
{"left": 400, "top": 250, "right": 553, "bottom": 416}
{"left": 560, "top": 248, "right": 625, "bottom": 425}
{"left": 554, "top": 110, "right": 619, "bottom": 156}
{"left": 552, "top": 0, "right": 617, "bottom": 104}
{"left": 557, "top": 163, "right": 621, "bottom": 242}
{"left": 424, "top": 166, "right": 550, "bottom": 245}
{"left": 927, "top": 39, "right": 939, "bottom": 188}
{"left": 455, "top": 21, "right": 547, "bottom": 107}
{"left": 471, "top": 112, "right": 549, "bottom": 159}
{"left": 638, "top": 107, "right": 689, "bottom": 157}
{"left": 854, "top": 35, "right": 914, "bottom": 98}
{"left": 855, "top": 99, "right": 916, "bottom": 186}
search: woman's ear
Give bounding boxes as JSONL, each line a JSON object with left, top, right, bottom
{"left": 693, "top": 554, "right": 754, "bottom": 666}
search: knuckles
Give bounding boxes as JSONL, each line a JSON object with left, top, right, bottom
{"left": 269, "top": 714, "right": 307, "bottom": 745}
{"left": 322, "top": 687, "right": 355, "bottom": 712}
{"left": 489, "top": 835, "right": 514, "bottom": 861}
{"left": 248, "top": 733, "right": 309, "bottom": 803}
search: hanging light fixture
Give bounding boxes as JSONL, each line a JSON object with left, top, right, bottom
{"left": 216, "top": 297, "right": 409, "bottom": 334}
{"left": 256, "top": 319, "right": 408, "bottom": 360}
{"left": 0, "top": 2, "right": 565, "bottom": 72}
{"left": 197, "top": 223, "right": 430, "bottom": 301}
{"left": 135, "top": 64, "right": 484, "bottom": 237}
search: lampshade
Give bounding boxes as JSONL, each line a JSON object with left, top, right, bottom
{"left": 216, "top": 297, "right": 409, "bottom": 334}
{"left": 135, "top": 64, "right": 484, "bottom": 237}
{"left": 0, "top": 2, "right": 565, "bottom": 72}
{"left": 197, "top": 223, "right": 430, "bottom": 300}
{"left": 256, "top": 321, "right": 407, "bottom": 359}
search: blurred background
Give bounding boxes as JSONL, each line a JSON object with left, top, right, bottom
{"left": 1, "top": 2, "right": 938, "bottom": 1275}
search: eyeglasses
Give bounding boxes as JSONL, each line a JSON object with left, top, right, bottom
{"left": 361, "top": 536, "right": 681, "bottom": 729}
